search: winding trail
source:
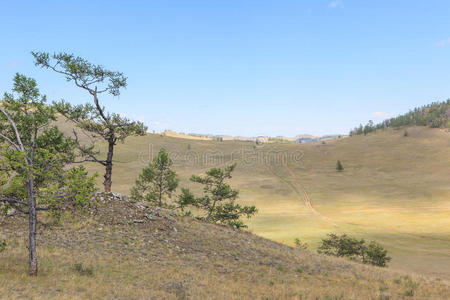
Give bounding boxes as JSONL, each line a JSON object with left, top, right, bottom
{"left": 265, "top": 161, "right": 338, "bottom": 227}
{"left": 283, "top": 164, "right": 338, "bottom": 227}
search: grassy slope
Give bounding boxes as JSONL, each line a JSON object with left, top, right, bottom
{"left": 59, "top": 122, "right": 450, "bottom": 281}
{"left": 286, "top": 127, "right": 450, "bottom": 280}
{"left": 1, "top": 197, "right": 449, "bottom": 299}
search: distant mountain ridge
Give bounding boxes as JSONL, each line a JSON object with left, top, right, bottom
{"left": 294, "top": 134, "right": 342, "bottom": 143}
{"left": 162, "top": 130, "right": 343, "bottom": 143}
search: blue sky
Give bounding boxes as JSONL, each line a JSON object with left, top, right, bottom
{"left": 1, "top": 0, "right": 450, "bottom": 136}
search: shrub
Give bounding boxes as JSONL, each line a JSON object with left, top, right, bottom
{"left": 38, "top": 165, "right": 98, "bottom": 222}
{"left": 294, "top": 238, "right": 308, "bottom": 250}
{"left": 317, "top": 233, "right": 364, "bottom": 260}
{"left": 318, "top": 233, "right": 391, "bottom": 267}
{"left": 363, "top": 241, "right": 391, "bottom": 267}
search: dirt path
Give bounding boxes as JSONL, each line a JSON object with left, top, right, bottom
{"left": 265, "top": 162, "right": 338, "bottom": 227}
{"left": 283, "top": 164, "right": 338, "bottom": 226}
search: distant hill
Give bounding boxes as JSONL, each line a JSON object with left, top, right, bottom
{"left": 295, "top": 134, "right": 342, "bottom": 143}
{"left": 163, "top": 130, "right": 212, "bottom": 140}
{"left": 350, "top": 100, "right": 450, "bottom": 135}
{"left": 157, "top": 130, "right": 343, "bottom": 143}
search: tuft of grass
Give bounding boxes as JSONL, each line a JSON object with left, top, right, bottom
{"left": 74, "top": 263, "right": 94, "bottom": 276}
{"left": 378, "top": 293, "right": 391, "bottom": 300}
{"left": 379, "top": 285, "right": 388, "bottom": 292}
{"left": 0, "top": 240, "right": 6, "bottom": 253}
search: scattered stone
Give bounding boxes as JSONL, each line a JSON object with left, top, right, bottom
{"left": 145, "top": 214, "right": 156, "bottom": 221}
{"left": 135, "top": 202, "right": 148, "bottom": 210}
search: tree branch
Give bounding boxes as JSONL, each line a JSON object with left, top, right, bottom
{"left": 0, "top": 107, "right": 25, "bottom": 152}
{"left": 72, "top": 130, "right": 106, "bottom": 166}
{"left": 0, "top": 196, "right": 50, "bottom": 212}
{"left": 0, "top": 132, "right": 21, "bottom": 152}
{"left": 93, "top": 87, "right": 109, "bottom": 123}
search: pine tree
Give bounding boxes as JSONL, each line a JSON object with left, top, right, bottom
{"left": 177, "top": 164, "right": 257, "bottom": 228}
{"left": 32, "top": 52, "right": 147, "bottom": 192}
{"left": 0, "top": 74, "right": 97, "bottom": 275}
{"left": 131, "top": 148, "right": 179, "bottom": 207}
{"left": 336, "top": 160, "right": 344, "bottom": 172}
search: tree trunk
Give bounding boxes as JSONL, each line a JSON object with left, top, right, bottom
{"left": 27, "top": 177, "right": 38, "bottom": 276}
{"left": 159, "top": 184, "right": 163, "bottom": 207}
{"left": 103, "top": 139, "right": 114, "bottom": 193}
{"left": 206, "top": 178, "right": 225, "bottom": 222}
{"left": 206, "top": 196, "right": 219, "bottom": 222}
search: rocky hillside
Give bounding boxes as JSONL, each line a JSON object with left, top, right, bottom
{"left": 1, "top": 194, "right": 449, "bottom": 299}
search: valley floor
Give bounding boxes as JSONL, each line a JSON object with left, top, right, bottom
{"left": 1, "top": 196, "right": 449, "bottom": 299}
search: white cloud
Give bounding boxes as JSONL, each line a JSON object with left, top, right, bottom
{"left": 328, "top": 1, "right": 342, "bottom": 8}
{"left": 436, "top": 37, "right": 450, "bottom": 47}
{"left": 372, "top": 112, "right": 394, "bottom": 119}
{"left": 120, "top": 112, "right": 148, "bottom": 123}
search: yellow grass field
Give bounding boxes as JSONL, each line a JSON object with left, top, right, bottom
{"left": 68, "top": 124, "right": 450, "bottom": 281}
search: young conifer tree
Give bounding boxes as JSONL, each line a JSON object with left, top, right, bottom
{"left": 336, "top": 160, "right": 344, "bottom": 172}
{"left": 178, "top": 164, "right": 257, "bottom": 228}
{"left": 131, "top": 148, "right": 179, "bottom": 207}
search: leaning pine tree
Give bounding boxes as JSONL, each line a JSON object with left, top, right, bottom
{"left": 0, "top": 74, "right": 97, "bottom": 275}
{"left": 32, "top": 52, "right": 147, "bottom": 192}
{"left": 336, "top": 160, "right": 344, "bottom": 172}
{"left": 131, "top": 148, "right": 179, "bottom": 207}
{"left": 177, "top": 164, "right": 257, "bottom": 228}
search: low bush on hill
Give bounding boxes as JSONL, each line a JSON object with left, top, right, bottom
{"left": 318, "top": 233, "right": 391, "bottom": 267}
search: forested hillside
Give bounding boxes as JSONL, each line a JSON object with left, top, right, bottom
{"left": 350, "top": 100, "right": 450, "bottom": 136}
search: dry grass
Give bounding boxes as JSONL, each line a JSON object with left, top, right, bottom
{"left": 61, "top": 125, "right": 449, "bottom": 280}
{"left": 50, "top": 120, "right": 450, "bottom": 280}
{"left": 1, "top": 196, "right": 449, "bottom": 299}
